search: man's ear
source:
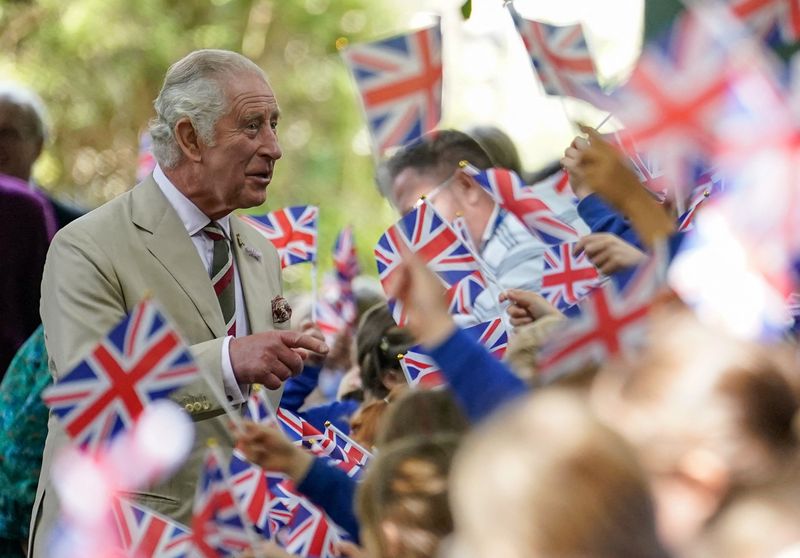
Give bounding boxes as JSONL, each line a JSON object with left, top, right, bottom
{"left": 174, "top": 117, "right": 203, "bottom": 163}
{"left": 454, "top": 169, "right": 484, "bottom": 206}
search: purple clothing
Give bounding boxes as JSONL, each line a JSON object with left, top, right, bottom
{"left": 0, "top": 175, "right": 55, "bottom": 377}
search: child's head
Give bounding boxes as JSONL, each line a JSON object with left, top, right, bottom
{"left": 355, "top": 303, "right": 414, "bottom": 400}
{"left": 358, "top": 435, "right": 459, "bottom": 558}
{"left": 451, "top": 389, "right": 666, "bottom": 558}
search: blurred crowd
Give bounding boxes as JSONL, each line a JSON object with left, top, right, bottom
{"left": 1, "top": 13, "right": 800, "bottom": 558}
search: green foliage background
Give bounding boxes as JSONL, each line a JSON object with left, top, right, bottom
{"left": 0, "top": 0, "right": 402, "bottom": 287}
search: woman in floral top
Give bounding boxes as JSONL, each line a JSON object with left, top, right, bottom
{"left": 0, "top": 326, "right": 52, "bottom": 558}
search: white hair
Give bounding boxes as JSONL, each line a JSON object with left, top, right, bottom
{"left": 149, "top": 49, "right": 267, "bottom": 168}
{"left": 0, "top": 81, "right": 49, "bottom": 142}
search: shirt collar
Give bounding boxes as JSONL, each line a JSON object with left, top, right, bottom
{"left": 152, "top": 164, "right": 231, "bottom": 238}
{"left": 479, "top": 203, "right": 502, "bottom": 249}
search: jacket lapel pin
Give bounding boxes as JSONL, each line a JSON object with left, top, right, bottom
{"left": 245, "top": 246, "right": 262, "bottom": 262}
{"left": 237, "top": 234, "right": 262, "bottom": 262}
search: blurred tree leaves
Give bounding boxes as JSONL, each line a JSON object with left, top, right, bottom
{"left": 0, "top": 0, "right": 400, "bottom": 283}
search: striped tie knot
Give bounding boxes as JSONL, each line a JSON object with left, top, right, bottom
{"left": 203, "top": 221, "right": 236, "bottom": 336}
{"left": 202, "top": 222, "right": 226, "bottom": 242}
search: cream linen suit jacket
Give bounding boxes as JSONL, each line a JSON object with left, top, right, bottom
{"left": 28, "top": 176, "right": 287, "bottom": 557}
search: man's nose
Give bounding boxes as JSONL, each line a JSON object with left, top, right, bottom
{"left": 259, "top": 127, "right": 282, "bottom": 160}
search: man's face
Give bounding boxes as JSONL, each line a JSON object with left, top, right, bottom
{"left": 0, "top": 101, "right": 41, "bottom": 181}
{"left": 199, "top": 72, "right": 282, "bottom": 213}
{"left": 390, "top": 166, "right": 459, "bottom": 220}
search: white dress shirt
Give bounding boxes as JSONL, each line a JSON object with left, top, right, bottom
{"left": 153, "top": 164, "right": 249, "bottom": 403}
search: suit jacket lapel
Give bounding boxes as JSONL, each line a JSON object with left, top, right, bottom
{"left": 231, "top": 216, "right": 271, "bottom": 333}
{"left": 131, "top": 177, "right": 226, "bottom": 337}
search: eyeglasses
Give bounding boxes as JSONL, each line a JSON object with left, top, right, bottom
{"left": 411, "top": 174, "right": 455, "bottom": 212}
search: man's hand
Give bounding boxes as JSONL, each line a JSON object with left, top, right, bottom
{"left": 296, "top": 320, "right": 327, "bottom": 367}
{"left": 236, "top": 421, "right": 313, "bottom": 483}
{"left": 386, "top": 250, "right": 455, "bottom": 348}
{"left": 561, "top": 135, "right": 593, "bottom": 200}
{"left": 575, "top": 233, "right": 647, "bottom": 275}
{"left": 230, "top": 331, "right": 328, "bottom": 389}
{"left": 499, "top": 288, "right": 562, "bottom": 329}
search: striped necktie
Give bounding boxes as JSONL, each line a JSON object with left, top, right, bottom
{"left": 203, "top": 222, "right": 236, "bottom": 336}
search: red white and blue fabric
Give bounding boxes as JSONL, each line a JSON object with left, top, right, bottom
{"left": 606, "top": 130, "right": 668, "bottom": 196}
{"left": 446, "top": 271, "right": 488, "bottom": 317}
{"left": 528, "top": 169, "right": 579, "bottom": 209}
{"left": 314, "top": 296, "right": 349, "bottom": 347}
{"left": 190, "top": 448, "right": 253, "bottom": 557}
{"left": 276, "top": 408, "right": 364, "bottom": 478}
{"left": 731, "top": 0, "right": 800, "bottom": 44}
{"left": 242, "top": 386, "right": 275, "bottom": 425}
{"left": 241, "top": 205, "right": 319, "bottom": 268}
{"left": 282, "top": 498, "right": 346, "bottom": 558}
{"left": 242, "top": 391, "right": 364, "bottom": 478}
{"left": 609, "top": 13, "right": 739, "bottom": 193}
{"left": 41, "top": 298, "right": 199, "bottom": 453}
{"left": 341, "top": 23, "right": 443, "bottom": 154}
{"left": 333, "top": 226, "right": 360, "bottom": 283}
{"left": 541, "top": 243, "right": 602, "bottom": 310}
{"left": 323, "top": 422, "right": 373, "bottom": 468}
{"left": 472, "top": 167, "right": 580, "bottom": 245}
{"left": 229, "top": 451, "right": 293, "bottom": 537}
{"left": 399, "top": 350, "right": 442, "bottom": 389}
{"left": 112, "top": 498, "right": 192, "bottom": 558}
{"left": 538, "top": 257, "right": 660, "bottom": 378}
{"left": 137, "top": 130, "right": 156, "bottom": 182}
{"left": 509, "top": 6, "right": 601, "bottom": 102}
{"left": 677, "top": 176, "right": 717, "bottom": 232}
{"left": 451, "top": 215, "right": 476, "bottom": 252}
{"left": 401, "top": 318, "right": 509, "bottom": 389}
{"left": 375, "top": 199, "right": 486, "bottom": 325}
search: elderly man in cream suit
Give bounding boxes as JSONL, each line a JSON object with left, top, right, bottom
{"left": 27, "top": 49, "right": 328, "bottom": 557}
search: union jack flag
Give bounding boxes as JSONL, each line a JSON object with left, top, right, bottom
{"left": 730, "top": 0, "right": 800, "bottom": 44}
{"left": 471, "top": 167, "right": 580, "bottom": 245}
{"left": 332, "top": 226, "right": 360, "bottom": 283}
{"left": 229, "top": 451, "right": 293, "bottom": 537}
{"left": 399, "top": 350, "right": 443, "bottom": 388}
{"left": 541, "top": 243, "right": 602, "bottom": 310}
{"left": 607, "top": 130, "right": 668, "bottom": 195}
{"left": 446, "top": 271, "right": 488, "bottom": 317}
{"left": 538, "top": 256, "right": 661, "bottom": 378}
{"left": 112, "top": 498, "right": 192, "bottom": 558}
{"left": 341, "top": 23, "right": 443, "bottom": 154}
{"left": 190, "top": 446, "right": 254, "bottom": 557}
{"left": 243, "top": 390, "right": 363, "bottom": 477}
{"left": 528, "top": 169, "right": 579, "bottom": 208}
{"left": 509, "top": 6, "right": 601, "bottom": 102}
{"left": 240, "top": 205, "right": 319, "bottom": 268}
{"left": 375, "top": 199, "right": 485, "bottom": 325}
{"left": 136, "top": 130, "right": 156, "bottom": 182}
{"left": 609, "top": 13, "right": 747, "bottom": 193}
{"left": 677, "top": 174, "right": 720, "bottom": 231}
{"left": 401, "top": 318, "right": 509, "bottom": 389}
{"left": 282, "top": 498, "right": 346, "bottom": 558}
{"left": 452, "top": 215, "right": 476, "bottom": 252}
{"left": 323, "top": 422, "right": 373, "bottom": 467}
{"left": 41, "top": 298, "right": 199, "bottom": 453}
{"left": 314, "top": 296, "right": 349, "bottom": 347}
